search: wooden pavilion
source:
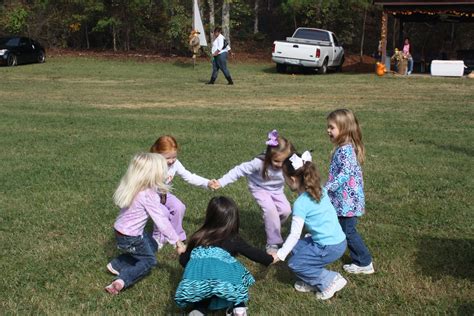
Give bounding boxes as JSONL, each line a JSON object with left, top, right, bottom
{"left": 373, "top": 0, "right": 474, "bottom": 65}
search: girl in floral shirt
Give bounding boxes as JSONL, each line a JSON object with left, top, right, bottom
{"left": 325, "top": 109, "right": 374, "bottom": 275}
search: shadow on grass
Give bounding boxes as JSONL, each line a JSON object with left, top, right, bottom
{"left": 173, "top": 60, "right": 195, "bottom": 69}
{"left": 416, "top": 236, "right": 474, "bottom": 281}
{"left": 421, "top": 140, "right": 474, "bottom": 157}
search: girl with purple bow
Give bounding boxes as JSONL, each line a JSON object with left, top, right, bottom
{"left": 213, "top": 130, "right": 294, "bottom": 254}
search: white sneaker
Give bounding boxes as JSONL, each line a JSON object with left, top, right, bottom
{"left": 315, "top": 274, "right": 347, "bottom": 300}
{"left": 294, "top": 281, "right": 316, "bottom": 293}
{"left": 226, "top": 307, "right": 247, "bottom": 316}
{"left": 233, "top": 307, "right": 247, "bottom": 316}
{"left": 343, "top": 262, "right": 375, "bottom": 274}
{"left": 265, "top": 244, "right": 279, "bottom": 254}
{"left": 106, "top": 263, "right": 119, "bottom": 275}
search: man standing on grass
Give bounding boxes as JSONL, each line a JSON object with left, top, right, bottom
{"left": 206, "top": 26, "right": 234, "bottom": 85}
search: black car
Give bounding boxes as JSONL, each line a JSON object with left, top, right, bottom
{"left": 0, "top": 36, "right": 46, "bottom": 66}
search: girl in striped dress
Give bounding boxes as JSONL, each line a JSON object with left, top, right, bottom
{"left": 175, "top": 196, "right": 276, "bottom": 316}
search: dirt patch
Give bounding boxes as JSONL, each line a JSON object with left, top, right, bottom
{"left": 47, "top": 48, "right": 377, "bottom": 73}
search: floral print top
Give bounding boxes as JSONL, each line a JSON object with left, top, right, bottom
{"left": 324, "top": 144, "right": 365, "bottom": 217}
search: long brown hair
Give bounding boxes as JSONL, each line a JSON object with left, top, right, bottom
{"left": 187, "top": 196, "right": 240, "bottom": 251}
{"left": 150, "top": 135, "right": 179, "bottom": 154}
{"left": 282, "top": 153, "right": 322, "bottom": 202}
{"left": 327, "top": 109, "right": 365, "bottom": 165}
{"left": 262, "top": 136, "right": 294, "bottom": 179}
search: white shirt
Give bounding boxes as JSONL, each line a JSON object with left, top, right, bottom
{"left": 167, "top": 159, "right": 209, "bottom": 189}
{"left": 212, "top": 33, "right": 230, "bottom": 55}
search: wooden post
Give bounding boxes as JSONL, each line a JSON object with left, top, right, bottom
{"left": 381, "top": 11, "right": 388, "bottom": 66}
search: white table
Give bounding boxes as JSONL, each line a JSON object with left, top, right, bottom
{"left": 431, "top": 60, "right": 465, "bottom": 77}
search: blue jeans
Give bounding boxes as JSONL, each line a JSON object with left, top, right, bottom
{"left": 407, "top": 57, "right": 414, "bottom": 73}
{"left": 338, "top": 217, "right": 372, "bottom": 266}
{"left": 288, "top": 237, "right": 346, "bottom": 292}
{"left": 110, "top": 231, "right": 158, "bottom": 288}
{"left": 211, "top": 52, "right": 231, "bottom": 80}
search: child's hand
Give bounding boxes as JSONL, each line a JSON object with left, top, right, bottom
{"left": 208, "top": 179, "right": 221, "bottom": 191}
{"left": 176, "top": 241, "right": 186, "bottom": 254}
{"left": 271, "top": 252, "right": 280, "bottom": 264}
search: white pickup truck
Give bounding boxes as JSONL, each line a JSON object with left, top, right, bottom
{"left": 272, "top": 27, "right": 344, "bottom": 74}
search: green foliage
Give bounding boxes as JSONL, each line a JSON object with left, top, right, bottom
{"left": 4, "top": 6, "right": 29, "bottom": 34}
{"left": 165, "top": 4, "right": 191, "bottom": 51}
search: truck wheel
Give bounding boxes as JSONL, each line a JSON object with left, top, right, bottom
{"left": 335, "top": 55, "right": 345, "bottom": 72}
{"left": 276, "top": 64, "right": 287, "bottom": 73}
{"left": 318, "top": 59, "right": 328, "bottom": 74}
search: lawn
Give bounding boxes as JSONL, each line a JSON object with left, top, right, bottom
{"left": 0, "top": 55, "right": 473, "bottom": 314}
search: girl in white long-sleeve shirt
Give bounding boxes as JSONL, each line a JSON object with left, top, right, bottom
{"left": 150, "top": 135, "right": 214, "bottom": 244}
{"left": 215, "top": 130, "right": 293, "bottom": 253}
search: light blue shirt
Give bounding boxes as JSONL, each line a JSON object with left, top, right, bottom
{"left": 293, "top": 191, "right": 346, "bottom": 245}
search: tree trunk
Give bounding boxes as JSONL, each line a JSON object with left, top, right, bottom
{"left": 208, "top": 0, "right": 215, "bottom": 43}
{"left": 222, "top": 0, "right": 230, "bottom": 44}
{"left": 253, "top": 0, "right": 259, "bottom": 34}
{"left": 85, "top": 22, "right": 90, "bottom": 49}
{"left": 112, "top": 24, "right": 117, "bottom": 51}
{"left": 360, "top": 6, "right": 367, "bottom": 60}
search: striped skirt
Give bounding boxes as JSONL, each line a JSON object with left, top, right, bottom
{"left": 175, "top": 246, "right": 255, "bottom": 310}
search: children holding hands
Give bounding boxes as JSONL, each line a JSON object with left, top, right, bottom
{"left": 210, "top": 130, "right": 294, "bottom": 254}
{"left": 105, "top": 153, "right": 186, "bottom": 295}
{"left": 175, "top": 196, "right": 277, "bottom": 316}
{"left": 274, "top": 151, "right": 348, "bottom": 300}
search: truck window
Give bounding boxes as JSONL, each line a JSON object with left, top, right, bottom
{"left": 293, "top": 29, "right": 330, "bottom": 42}
{"left": 332, "top": 34, "right": 339, "bottom": 46}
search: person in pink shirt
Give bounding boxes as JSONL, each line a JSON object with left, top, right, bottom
{"left": 150, "top": 135, "right": 215, "bottom": 246}
{"left": 213, "top": 130, "right": 294, "bottom": 254}
{"left": 105, "top": 153, "right": 186, "bottom": 295}
{"left": 403, "top": 37, "right": 414, "bottom": 75}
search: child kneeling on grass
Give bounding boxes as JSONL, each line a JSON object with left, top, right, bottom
{"left": 175, "top": 196, "right": 276, "bottom": 316}
{"left": 105, "top": 153, "right": 186, "bottom": 295}
{"left": 274, "top": 151, "right": 348, "bottom": 300}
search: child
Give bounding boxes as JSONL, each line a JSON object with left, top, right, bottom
{"left": 105, "top": 153, "right": 186, "bottom": 295}
{"left": 275, "top": 151, "right": 348, "bottom": 300}
{"left": 325, "top": 109, "right": 374, "bottom": 274}
{"left": 213, "top": 130, "right": 294, "bottom": 254}
{"left": 150, "top": 135, "right": 215, "bottom": 245}
{"left": 175, "top": 196, "right": 275, "bottom": 316}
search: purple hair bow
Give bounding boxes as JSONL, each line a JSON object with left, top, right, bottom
{"left": 266, "top": 129, "right": 279, "bottom": 147}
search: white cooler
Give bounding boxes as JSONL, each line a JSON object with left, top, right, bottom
{"left": 431, "top": 60, "right": 465, "bottom": 77}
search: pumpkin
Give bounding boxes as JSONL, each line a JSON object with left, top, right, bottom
{"left": 376, "top": 62, "right": 386, "bottom": 76}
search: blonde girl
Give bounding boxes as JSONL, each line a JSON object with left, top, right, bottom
{"left": 275, "top": 151, "right": 347, "bottom": 300}
{"left": 214, "top": 130, "right": 294, "bottom": 253}
{"left": 325, "top": 109, "right": 374, "bottom": 274}
{"left": 150, "top": 135, "right": 214, "bottom": 245}
{"left": 105, "top": 153, "right": 185, "bottom": 295}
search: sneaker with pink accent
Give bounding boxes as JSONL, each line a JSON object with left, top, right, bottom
{"left": 105, "top": 279, "right": 125, "bottom": 295}
{"left": 315, "top": 273, "right": 347, "bottom": 300}
{"left": 343, "top": 262, "right": 375, "bottom": 274}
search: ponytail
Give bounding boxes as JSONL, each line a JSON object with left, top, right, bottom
{"left": 301, "top": 162, "right": 322, "bottom": 202}
{"left": 283, "top": 154, "right": 322, "bottom": 202}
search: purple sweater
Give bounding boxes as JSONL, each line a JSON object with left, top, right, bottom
{"left": 218, "top": 157, "right": 285, "bottom": 192}
{"left": 114, "top": 188, "right": 179, "bottom": 243}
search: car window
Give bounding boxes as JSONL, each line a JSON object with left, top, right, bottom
{"left": 0, "top": 37, "right": 20, "bottom": 47}
{"left": 293, "top": 29, "right": 330, "bottom": 42}
{"left": 332, "top": 34, "right": 339, "bottom": 46}
{"left": 19, "top": 38, "right": 30, "bottom": 47}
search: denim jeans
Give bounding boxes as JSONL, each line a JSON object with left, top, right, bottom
{"left": 288, "top": 237, "right": 347, "bottom": 292}
{"left": 110, "top": 231, "right": 158, "bottom": 288}
{"left": 338, "top": 217, "right": 372, "bottom": 266}
{"left": 211, "top": 52, "right": 231, "bottom": 80}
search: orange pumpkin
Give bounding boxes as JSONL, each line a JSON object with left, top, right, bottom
{"left": 376, "top": 62, "right": 386, "bottom": 76}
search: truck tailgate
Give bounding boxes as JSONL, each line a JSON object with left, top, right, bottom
{"left": 273, "top": 41, "right": 317, "bottom": 62}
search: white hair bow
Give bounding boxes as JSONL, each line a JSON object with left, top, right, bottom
{"left": 289, "top": 151, "right": 312, "bottom": 170}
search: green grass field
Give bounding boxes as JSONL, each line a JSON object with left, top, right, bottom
{"left": 1, "top": 55, "right": 473, "bottom": 314}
